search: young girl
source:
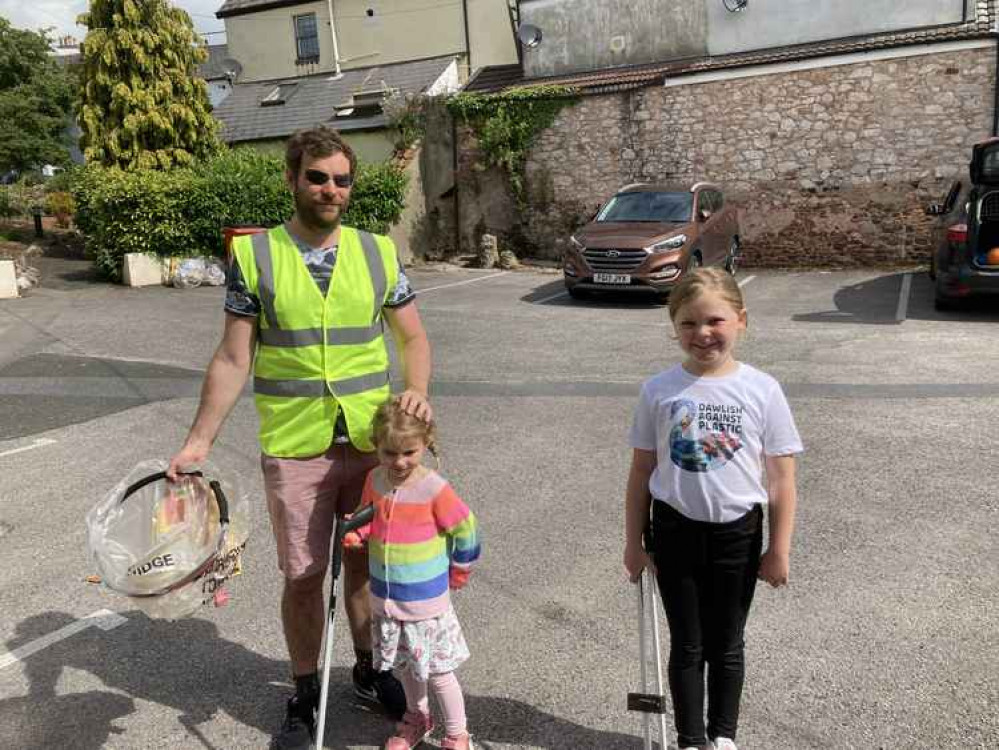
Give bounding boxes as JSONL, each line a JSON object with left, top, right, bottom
{"left": 352, "top": 398, "right": 481, "bottom": 750}
{"left": 623, "top": 268, "right": 802, "bottom": 750}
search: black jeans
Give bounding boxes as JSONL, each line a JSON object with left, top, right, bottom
{"left": 652, "top": 501, "right": 763, "bottom": 746}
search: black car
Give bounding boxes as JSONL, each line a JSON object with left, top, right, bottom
{"left": 927, "top": 139, "right": 999, "bottom": 309}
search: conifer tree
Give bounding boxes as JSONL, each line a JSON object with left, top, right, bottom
{"left": 77, "top": 0, "right": 220, "bottom": 170}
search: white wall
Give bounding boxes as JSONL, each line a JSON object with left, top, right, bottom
{"left": 707, "top": 0, "right": 966, "bottom": 55}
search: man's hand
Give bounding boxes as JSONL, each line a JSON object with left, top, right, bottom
{"left": 758, "top": 548, "right": 789, "bottom": 588}
{"left": 166, "top": 439, "right": 211, "bottom": 481}
{"left": 396, "top": 389, "right": 432, "bottom": 422}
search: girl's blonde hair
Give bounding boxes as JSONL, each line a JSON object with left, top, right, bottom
{"left": 667, "top": 267, "right": 746, "bottom": 322}
{"left": 371, "top": 397, "right": 439, "bottom": 465}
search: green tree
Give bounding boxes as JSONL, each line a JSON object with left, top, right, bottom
{"left": 77, "top": 0, "right": 220, "bottom": 170}
{"left": 0, "top": 18, "right": 74, "bottom": 172}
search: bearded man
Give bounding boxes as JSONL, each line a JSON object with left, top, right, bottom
{"left": 168, "top": 126, "right": 431, "bottom": 749}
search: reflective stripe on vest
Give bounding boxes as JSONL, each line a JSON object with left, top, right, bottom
{"left": 254, "top": 370, "right": 390, "bottom": 398}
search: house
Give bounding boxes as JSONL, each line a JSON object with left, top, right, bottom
{"left": 209, "top": 0, "right": 519, "bottom": 162}
{"left": 197, "top": 44, "right": 241, "bottom": 108}
{"left": 456, "top": 0, "right": 999, "bottom": 266}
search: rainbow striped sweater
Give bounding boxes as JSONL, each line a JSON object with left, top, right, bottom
{"left": 359, "top": 468, "right": 480, "bottom": 621}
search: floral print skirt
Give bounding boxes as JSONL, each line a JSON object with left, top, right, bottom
{"left": 373, "top": 605, "right": 469, "bottom": 681}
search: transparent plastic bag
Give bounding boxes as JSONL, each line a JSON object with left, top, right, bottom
{"left": 172, "top": 258, "right": 206, "bottom": 288}
{"left": 202, "top": 257, "right": 227, "bottom": 286}
{"left": 86, "top": 459, "right": 251, "bottom": 619}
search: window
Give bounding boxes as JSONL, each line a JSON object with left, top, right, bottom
{"left": 294, "top": 13, "right": 320, "bottom": 63}
{"left": 261, "top": 81, "right": 299, "bottom": 106}
{"left": 596, "top": 192, "right": 693, "bottom": 223}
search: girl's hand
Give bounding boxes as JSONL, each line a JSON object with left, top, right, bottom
{"left": 342, "top": 530, "right": 365, "bottom": 550}
{"left": 624, "top": 543, "right": 652, "bottom": 583}
{"left": 759, "top": 549, "right": 789, "bottom": 588}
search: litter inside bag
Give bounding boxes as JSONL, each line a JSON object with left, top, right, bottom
{"left": 172, "top": 258, "right": 206, "bottom": 288}
{"left": 202, "top": 257, "right": 227, "bottom": 286}
{"left": 87, "top": 460, "right": 251, "bottom": 619}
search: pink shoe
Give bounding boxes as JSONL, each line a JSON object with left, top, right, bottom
{"left": 383, "top": 711, "right": 433, "bottom": 750}
{"left": 440, "top": 732, "right": 474, "bottom": 750}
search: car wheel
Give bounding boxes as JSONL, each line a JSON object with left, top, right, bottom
{"left": 724, "top": 239, "right": 740, "bottom": 275}
{"left": 933, "top": 293, "right": 955, "bottom": 311}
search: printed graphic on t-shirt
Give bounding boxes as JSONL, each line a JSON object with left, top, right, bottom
{"left": 668, "top": 398, "right": 744, "bottom": 473}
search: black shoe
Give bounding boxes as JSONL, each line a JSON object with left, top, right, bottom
{"left": 272, "top": 696, "right": 316, "bottom": 750}
{"left": 352, "top": 663, "right": 407, "bottom": 720}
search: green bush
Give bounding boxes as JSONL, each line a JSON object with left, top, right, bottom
{"left": 43, "top": 166, "right": 83, "bottom": 195}
{"left": 73, "top": 147, "right": 409, "bottom": 282}
{"left": 0, "top": 187, "right": 13, "bottom": 219}
{"left": 344, "top": 162, "right": 409, "bottom": 234}
{"left": 45, "top": 191, "right": 76, "bottom": 226}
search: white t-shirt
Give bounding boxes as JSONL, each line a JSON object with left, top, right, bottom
{"left": 629, "top": 362, "right": 803, "bottom": 523}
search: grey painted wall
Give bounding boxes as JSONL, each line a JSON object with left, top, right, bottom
{"left": 519, "top": 0, "right": 707, "bottom": 78}
{"left": 707, "top": 0, "right": 965, "bottom": 55}
{"left": 519, "top": 0, "right": 967, "bottom": 78}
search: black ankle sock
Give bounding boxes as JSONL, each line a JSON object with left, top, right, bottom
{"left": 354, "top": 649, "right": 373, "bottom": 672}
{"left": 294, "top": 672, "right": 320, "bottom": 704}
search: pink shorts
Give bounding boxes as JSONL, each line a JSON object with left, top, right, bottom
{"left": 261, "top": 442, "right": 379, "bottom": 580}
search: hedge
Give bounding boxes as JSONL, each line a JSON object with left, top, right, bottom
{"left": 72, "top": 147, "right": 409, "bottom": 281}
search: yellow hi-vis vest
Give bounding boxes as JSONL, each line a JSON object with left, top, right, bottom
{"left": 231, "top": 224, "right": 400, "bottom": 457}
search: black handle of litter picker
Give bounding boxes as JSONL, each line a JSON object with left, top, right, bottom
{"left": 330, "top": 504, "right": 375, "bottom": 581}
{"left": 209, "top": 480, "right": 230, "bottom": 525}
{"left": 119, "top": 470, "right": 228, "bottom": 525}
{"left": 121, "top": 470, "right": 203, "bottom": 500}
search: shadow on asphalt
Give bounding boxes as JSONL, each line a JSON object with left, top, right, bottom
{"left": 2, "top": 611, "right": 643, "bottom": 750}
{"left": 792, "top": 271, "right": 999, "bottom": 325}
{"left": 0, "top": 353, "right": 205, "bottom": 442}
{"left": 521, "top": 279, "right": 665, "bottom": 310}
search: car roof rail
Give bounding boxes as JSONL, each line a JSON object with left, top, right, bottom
{"left": 690, "top": 181, "right": 716, "bottom": 192}
{"left": 619, "top": 182, "right": 650, "bottom": 192}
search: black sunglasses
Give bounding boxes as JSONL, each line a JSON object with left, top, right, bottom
{"left": 304, "top": 169, "right": 353, "bottom": 188}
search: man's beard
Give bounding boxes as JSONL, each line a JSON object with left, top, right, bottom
{"left": 294, "top": 189, "right": 345, "bottom": 232}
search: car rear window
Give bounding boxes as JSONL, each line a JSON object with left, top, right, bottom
{"left": 597, "top": 192, "right": 693, "bottom": 223}
{"left": 981, "top": 150, "right": 999, "bottom": 182}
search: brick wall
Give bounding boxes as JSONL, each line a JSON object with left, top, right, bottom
{"left": 458, "top": 45, "right": 996, "bottom": 265}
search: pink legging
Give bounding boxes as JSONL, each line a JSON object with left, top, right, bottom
{"left": 399, "top": 670, "right": 467, "bottom": 736}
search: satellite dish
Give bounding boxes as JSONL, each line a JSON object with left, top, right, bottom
{"left": 723, "top": 0, "right": 749, "bottom": 11}
{"left": 516, "top": 24, "right": 543, "bottom": 49}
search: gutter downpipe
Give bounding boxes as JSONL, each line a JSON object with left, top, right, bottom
{"left": 327, "top": 0, "right": 343, "bottom": 77}
{"left": 993, "top": 34, "right": 999, "bottom": 137}
{"left": 461, "top": 0, "right": 472, "bottom": 78}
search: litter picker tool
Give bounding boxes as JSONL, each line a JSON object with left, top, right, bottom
{"left": 315, "top": 504, "right": 376, "bottom": 750}
{"left": 627, "top": 566, "right": 669, "bottom": 750}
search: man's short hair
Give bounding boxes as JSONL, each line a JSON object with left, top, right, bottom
{"left": 285, "top": 126, "right": 357, "bottom": 179}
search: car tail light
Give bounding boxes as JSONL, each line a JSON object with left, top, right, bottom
{"left": 946, "top": 224, "right": 968, "bottom": 243}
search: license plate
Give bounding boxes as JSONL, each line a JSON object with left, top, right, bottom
{"left": 593, "top": 273, "right": 631, "bottom": 284}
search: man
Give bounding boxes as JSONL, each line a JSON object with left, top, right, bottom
{"left": 167, "top": 126, "right": 432, "bottom": 749}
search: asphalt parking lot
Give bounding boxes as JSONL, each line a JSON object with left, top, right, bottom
{"left": 0, "top": 265, "right": 996, "bottom": 750}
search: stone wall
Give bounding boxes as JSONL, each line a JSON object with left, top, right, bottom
{"left": 460, "top": 45, "right": 996, "bottom": 266}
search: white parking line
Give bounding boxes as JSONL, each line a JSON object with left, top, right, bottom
{"left": 419, "top": 272, "right": 508, "bottom": 294}
{"left": 738, "top": 275, "right": 756, "bottom": 288}
{"left": 0, "top": 610, "right": 128, "bottom": 670}
{"left": 0, "top": 438, "right": 57, "bottom": 459}
{"left": 896, "top": 272, "right": 912, "bottom": 323}
{"left": 535, "top": 289, "right": 569, "bottom": 304}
